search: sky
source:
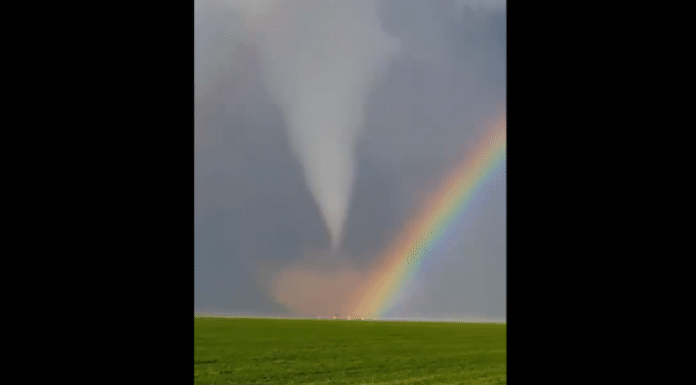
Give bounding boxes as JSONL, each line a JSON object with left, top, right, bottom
{"left": 194, "top": 0, "right": 506, "bottom": 322}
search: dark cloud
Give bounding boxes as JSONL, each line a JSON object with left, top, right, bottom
{"left": 195, "top": 0, "right": 506, "bottom": 319}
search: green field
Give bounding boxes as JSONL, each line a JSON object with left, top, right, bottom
{"left": 194, "top": 317, "right": 506, "bottom": 384}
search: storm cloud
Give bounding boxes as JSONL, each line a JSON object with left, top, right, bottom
{"left": 195, "top": 0, "right": 506, "bottom": 321}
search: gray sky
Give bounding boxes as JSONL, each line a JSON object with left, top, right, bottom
{"left": 195, "top": 0, "right": 506, "bottom": 321}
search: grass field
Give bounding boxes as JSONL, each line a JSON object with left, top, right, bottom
{"left": 194, "top": 317, "right": 506, "bottom": 384}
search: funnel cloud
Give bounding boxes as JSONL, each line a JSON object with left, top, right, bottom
{"left": 233, "top": 0, "right": 401, "bottom": 250}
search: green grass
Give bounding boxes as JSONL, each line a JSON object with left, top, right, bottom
{"left": 194, "top": 317, "right": 506, "bottom": 384}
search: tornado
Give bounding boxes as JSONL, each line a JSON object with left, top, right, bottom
{"left": 232, "top": 0, "right": 401, "bottom": 250}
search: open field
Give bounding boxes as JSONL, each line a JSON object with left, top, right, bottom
{"left": 194, "top": 317, "right": 506, "bottom": 384}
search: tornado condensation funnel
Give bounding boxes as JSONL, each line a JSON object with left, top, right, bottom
{"left": 235, "top": 0, "right": 401, "bottom": 250}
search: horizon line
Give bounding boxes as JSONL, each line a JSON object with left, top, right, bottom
{"left": 194, "top": 313, "right": 506, "bottom": 324}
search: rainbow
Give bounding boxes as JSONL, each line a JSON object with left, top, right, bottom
{"left": 347, "top": 117, "right": 506, "bottom": 319}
